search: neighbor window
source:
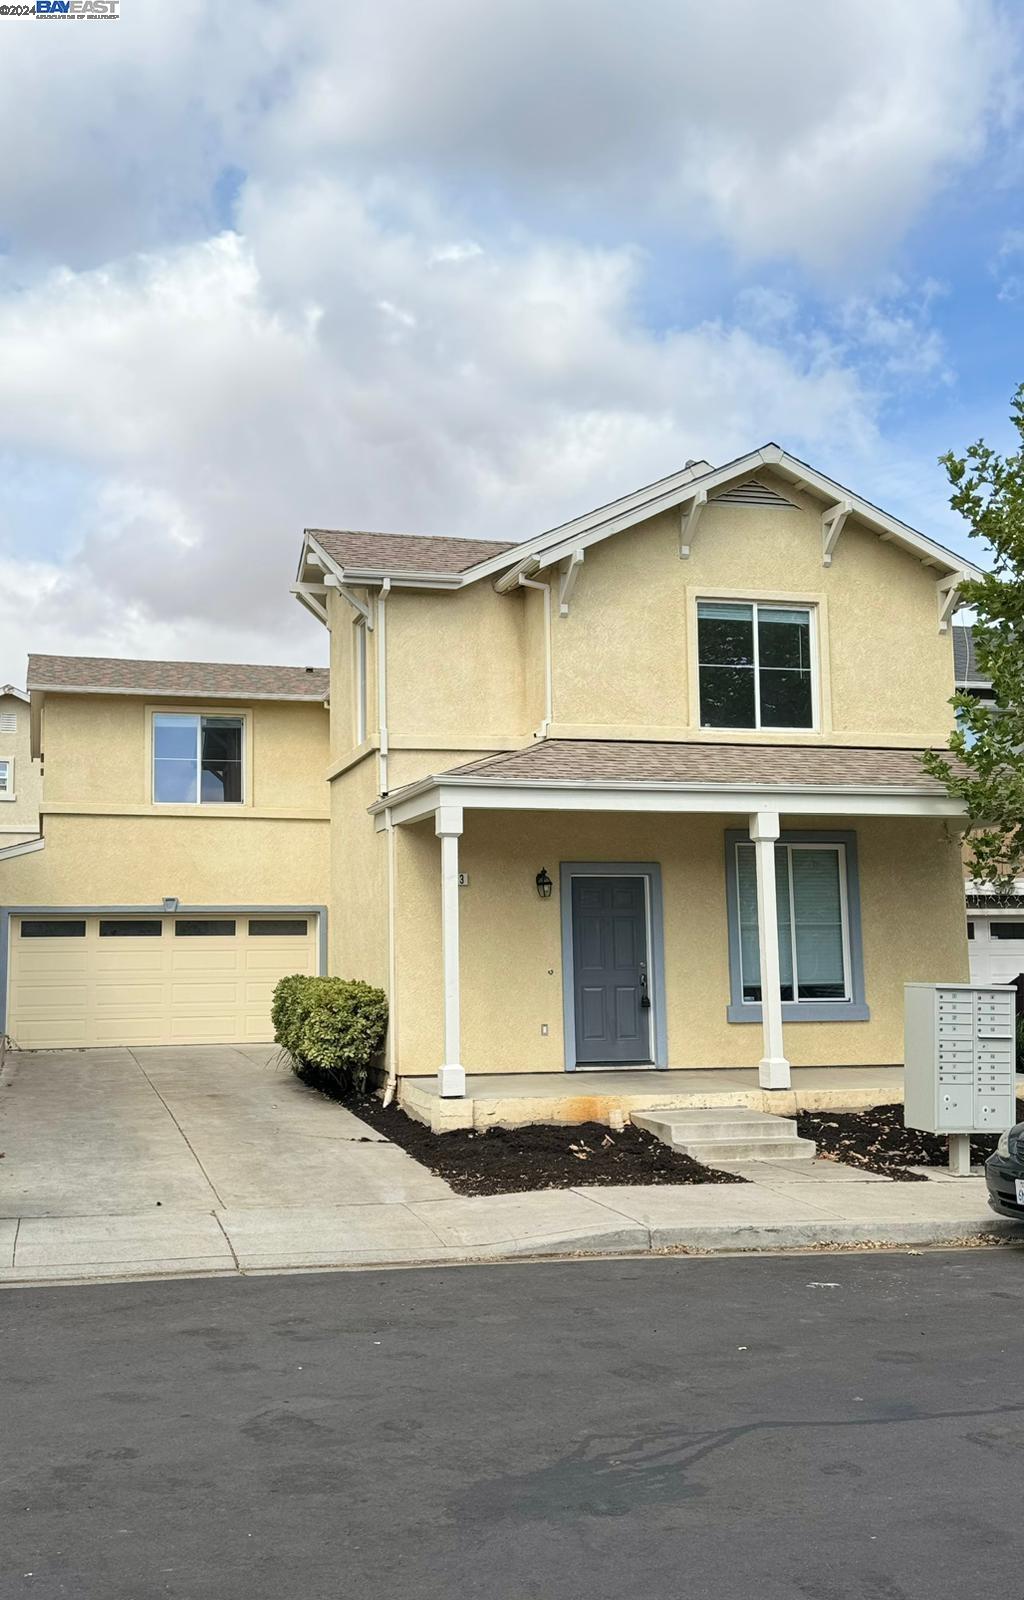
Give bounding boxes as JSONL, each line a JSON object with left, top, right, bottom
{"left": 0, "top": 757, "right": 10, "bottom": 797}
{"left": 990, "top": 922, "right": 1024, "bottom": 940}
{"left": 153, "top": 714, "right": 244, "bottom": 804}
{"left": 697, "top": 601, "right": 814, "bottom": 729}
{"left": 725, "top": 830, "right": 868, "bottom": 1022}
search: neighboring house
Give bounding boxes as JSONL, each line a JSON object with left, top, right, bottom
{"left": 953, "top": 624, "right": 1024, "bottom": 985}
{"left": 0, "top": 686, "right": 41, "bottom": 848}
{"left": 0, "top": 656, "right": 329, "bottom": 1047}
{"left": 290, "top": 441, "right": 979, "bottom": 1098}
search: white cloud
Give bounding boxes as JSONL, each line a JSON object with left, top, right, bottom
{"left": 0, "top": 0, "right": 1014, "bottom": 681}
{"left": 0, "top": 178, "right": 893, "bottom": 681}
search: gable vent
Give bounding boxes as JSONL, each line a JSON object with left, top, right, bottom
{"left": 712, "top": 478, "right": 798, "bottom": 509}
{"left": 0, "top": 713, "right": 15, "bottom": 733}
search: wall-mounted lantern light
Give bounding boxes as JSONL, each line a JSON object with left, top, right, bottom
{"left": 162, "top": 896, "right": 180, "bottom": 913}
{"left": 535, "top": 868, "right": 553, "bottom": 899}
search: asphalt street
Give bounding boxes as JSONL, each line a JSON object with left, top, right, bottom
{"left": 2, "top": 1250, "right": 1024, "bottom": 1599}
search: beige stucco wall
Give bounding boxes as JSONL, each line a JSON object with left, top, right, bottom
{"left": 0, "top": 689, "right": 330, "bottom": 913}
{"left": 391, "top": 811, "right": 970, "bottom": 1076}
{"left": 39, "top": 692, "right": 329, "bottom": 815}
{"left": 0, "top": 812, "right": 328, "bottom": 906}
{"left": 0, "top": 692, "right": 40, "bottom": 843}
{"left": 546, "top": 479, "right": 956, "bottom": 744}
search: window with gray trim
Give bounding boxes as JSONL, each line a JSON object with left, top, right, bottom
{"left": 724, "top": 829, "right": 868, "bottom": 1023}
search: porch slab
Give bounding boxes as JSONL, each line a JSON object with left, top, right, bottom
{"left": 398, "top": 1067, "right": 908, "bottom": 1132}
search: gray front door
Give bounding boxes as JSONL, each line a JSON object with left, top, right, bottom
{"left": 571, "top": 876, "right": 652, "bottom": 1065}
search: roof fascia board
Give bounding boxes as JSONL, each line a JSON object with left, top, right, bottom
{"left": 25, "top": 683, "right": 327, "bottom": 703}
{"left": 0, "top": 686, "right": 29, "bottom": 703}
{"left": 372, "top": 773, "right": 966, "bottom": 827}
{"left": 527, "top": 450, "right": 982, "bottom": 580}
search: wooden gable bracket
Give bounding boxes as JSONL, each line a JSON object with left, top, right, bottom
{"left": 936, "top": 573, "right": 963, "bottom": 633}
{"left": 558, "top": 548, "right": 584, "bottom": 616}
{"left": 290, "top": 580, "right": 329, "bottom": 624}
{"left": 324, "top": 573, "right": 374, "bottom": 628}
{"left": 679, "top": 489, "right": 707, "bottom": 559}
{"left": 821, "top": 500, "right": 852, "bottom": 567}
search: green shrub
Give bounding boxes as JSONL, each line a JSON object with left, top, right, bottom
{"left": 272, "top": 974, "right": 388, "bottom": 1094}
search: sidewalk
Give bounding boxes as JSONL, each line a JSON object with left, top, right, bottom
{"left": 2, "top": 1160, "right": 1020, "bottom": 1285}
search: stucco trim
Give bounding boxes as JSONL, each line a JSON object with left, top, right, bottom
{"left": 722, "top": 829, "right": 869, "bottom": 1024}
{"left": 559, "top": 862, "right": 669, "bottom": 1071}
{"left": 39, "top": 804, "right": 330, "bottom": 821}
{"left": 0, "top": 903, "right": 328, "bottom": 1038}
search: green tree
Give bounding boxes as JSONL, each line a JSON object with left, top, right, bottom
{"left": 923, "top": 383, "right": 1024, "bottom": 886}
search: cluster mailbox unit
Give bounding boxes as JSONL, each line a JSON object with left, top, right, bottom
{"left": 904, "top": 982, "right": 1017, "bottom": 1173}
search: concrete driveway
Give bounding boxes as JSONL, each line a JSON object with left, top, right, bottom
{"left": 0, "top": 1044, "right": 453, "bottom": 1278}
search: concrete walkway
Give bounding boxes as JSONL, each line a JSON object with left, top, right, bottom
{"left": 1, "top": 1046, "right": 1021, "bottom": 1284}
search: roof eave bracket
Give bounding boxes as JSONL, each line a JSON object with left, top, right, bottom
{"left": 558, "top": 549, "right": 584, "bottom": 616}
{"left": 324, "top": 574, "right": 374, "bottom": 629}
{"left": 679, "top": 490, "right": 707, "bottom": 559}
{"left": 822, "top": 500, "right": 852, "bottom": 566}
{"left": 937, "top": 573, "right": 963, "bottom": 633}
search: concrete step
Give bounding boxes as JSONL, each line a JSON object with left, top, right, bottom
{"left": 632, "top": 1106, "right": 816, "bottom": 1165}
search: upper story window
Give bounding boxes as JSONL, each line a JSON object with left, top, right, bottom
{"left": 0, "top": 757, "right": 11, "bottom": 797}
{"left": 697, "top": 601, "right": 815, "bottom": 730}
{"left": 153, "top": 713, "right": 244, "bottom": 804}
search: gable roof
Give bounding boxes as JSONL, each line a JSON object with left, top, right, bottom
{"left": 27, "top": 654, "right": 330, "bottom": 702}
{"left": 295, "top": 443, "right": 983, "bottom": 604}
{"left": 308, "top": 529, "right": 516, "bottom": 576}
{"left": 0, "top": 685, "right": 28, "bottom": 703}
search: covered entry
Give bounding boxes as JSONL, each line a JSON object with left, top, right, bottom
{"left": 3, "top": 908, "right": 323, "bottom": 1048}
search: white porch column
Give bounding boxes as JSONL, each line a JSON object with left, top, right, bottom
{"left": 749, "top": 809, "right": 791, "bottom": 1090}
{"left": 436, "top": 805, "right": 465, "bottom": 1097}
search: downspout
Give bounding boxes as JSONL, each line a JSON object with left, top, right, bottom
{"left": 382, "top": 803, "right": 399, "bottom": 1107}
{"left": 377, "top": 579, "right": 399, "bottom": 1106}
{"left": 517, "top": 574, "right": 552, "bottom": 736}
{"left": 377, "top": 578, "right": 391, "bottom": 797}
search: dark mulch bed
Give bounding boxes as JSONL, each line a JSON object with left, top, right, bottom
{"left": 795, "top": 1100, "right": 1024, "bottom": 1181}
{"left": 294, "top": 1062, "right": 747, "bottom": 1196}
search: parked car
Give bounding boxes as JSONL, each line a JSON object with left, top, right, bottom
{"left": 985, "top": 1125, "right": 1024, "bottom": 1219}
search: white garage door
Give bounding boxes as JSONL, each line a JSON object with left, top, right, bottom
{"left": 6, "top": 913, "right": 319, "bottom": 1048}
{"left": 968, "top": 916, "right": 1024, "bottom": 989}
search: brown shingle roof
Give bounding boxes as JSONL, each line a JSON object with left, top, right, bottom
{"left": 308, "top": 529, "right": 516, "bottom": 575}
{"left": 27, "top": 654, "right": 330, "bottom": 701}
{"left": 438, "top": 740, "right": 958, "bottom": 790}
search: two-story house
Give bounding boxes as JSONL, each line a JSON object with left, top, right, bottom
{"left": 0, "top": 685, "right": 41, "bottom": 848}
{"left": 293, "top": 443, "right": 977, "bottom": 1105}
{"left": 0, "top": 656, "right": 329, "bottom": 1047}
{"left": 0, "top": 443, "right": 979, "bottom": 1086}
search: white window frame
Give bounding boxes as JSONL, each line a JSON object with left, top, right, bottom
{"left": 0, "top": 756, "right": 12, "bottom": 800}
{"left": 151, "top": 712, "right": 247, "bottom": 807}
{"left": 697, "top": 598, "right": 819, "bottom": 733}
{"left": 737, "top": 840, "right": 852, "bottom": 1006}
{"left": 354, "top": 619, "right": 367, "bottom": 745}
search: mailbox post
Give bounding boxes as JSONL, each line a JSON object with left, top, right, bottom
{"left": 904, "top": 983, "right": 1017, "bottom": 1175}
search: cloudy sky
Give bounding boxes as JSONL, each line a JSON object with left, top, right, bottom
{"left": 0, "top": 0, "right": 1021, "bottom": 683}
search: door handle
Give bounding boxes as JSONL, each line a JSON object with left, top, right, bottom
{"left": 639, "top": 971, "right": 651, "bottom": 1009}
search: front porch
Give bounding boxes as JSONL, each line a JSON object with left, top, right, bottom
{"left": 374, "top": 739, "right": 971, "bottom": 1101}
{"left": 399, "top": 1065, "right": 908, "bottom": 1132}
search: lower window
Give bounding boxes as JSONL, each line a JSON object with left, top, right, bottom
{"left": 174, "top": 920, "right": 236, "bottom": 937}
{"left": 725, "top": 830, "right": 868, "bottom": 1022}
